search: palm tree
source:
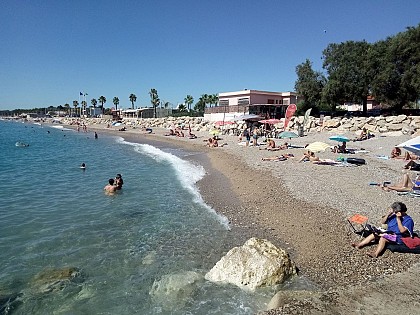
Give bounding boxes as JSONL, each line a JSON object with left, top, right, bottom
{"left": 113, "top": 97, "right": 120, "bottom": 111}
{"left": 98, "top": 96, "right": 106, "bottom": 114}
{"left": 72, "top": 100, "right": 79, "bottom": 116}
{"left": 64, "top": 103, "right": 70, "bottom": 116}
{"left": 178, "top": 104, "right": 187, "bottom": 112}
{"left": 149, "top": 88, "right": 160, "bottom": 118}
{"left": 184, "top": 95, "right": 194, "bottom": 111}
{"left": 91, "top": 98, "right": 97, "bottom": 108}
{"left": 129, "top": 93, "right": 137, "bottom": 109}
{"left": 210, "top": 94, "right": 219, "bottom": 107}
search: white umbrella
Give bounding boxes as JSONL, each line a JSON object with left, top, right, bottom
{"left": 397, "top": 136, "right": 420, "bottom": 156}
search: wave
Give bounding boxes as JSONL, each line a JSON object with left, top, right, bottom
{"left": 117, "top": 137, "right": 230, "bottom": 229}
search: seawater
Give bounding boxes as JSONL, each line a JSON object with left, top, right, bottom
{"left": 0, "top": 120, "right": 278, "bottom": 314}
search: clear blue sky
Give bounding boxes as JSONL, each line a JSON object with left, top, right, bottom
{"left": 1, "top": 0, "right": 419, "bottom": 110}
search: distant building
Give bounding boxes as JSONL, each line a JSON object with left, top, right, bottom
{"left": 204, "top": 89, "right": 299, "bottom": 121}
{"left": 339, "top": 96, "right": 380, "bottom": 112}
{"left": 116, "top": 107, "right": 172, "bottom": 120}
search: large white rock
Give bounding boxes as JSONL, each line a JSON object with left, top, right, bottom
{"left": 205, "top": 238, "right": 296, "bottom": 291}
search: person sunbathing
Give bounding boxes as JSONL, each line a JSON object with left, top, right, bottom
{"left": 352, "top": 202, "right": 414, "bottom": 258}
{"left": 381, "top": 173, "right": 414, "bottom": 192}
{"left": 298, "top": 150, "right": 320, "bottom": 162}
{"left": 404, "top": 160, "right": 420, "bottom": 171}
{"left": 261, "top": 153, "right": 294, "bottom": 161}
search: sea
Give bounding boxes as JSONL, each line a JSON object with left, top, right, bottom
{"left": 0, "top": 120, "right": 285, "bottom": 315}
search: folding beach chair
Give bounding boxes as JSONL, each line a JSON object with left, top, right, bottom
{"left": 347, "top": 214, "right": 369, "bottom": 238}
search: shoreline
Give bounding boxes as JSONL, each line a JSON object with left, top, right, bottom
{"left": 45, "top": 120, "right": 420, "bottom": 314}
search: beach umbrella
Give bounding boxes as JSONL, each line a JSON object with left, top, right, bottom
{"left": 278, "top": 131, "right": 299, "bottom": 139}
{"left": 258, "top": 118, "right": 282, "bottom": 125}
{"left": 306, "top": 141, "right": 331, "bottom": 153}
{"left": 329, "top": 135, "right": 349, "bottom": 142}
{"left": 397, "top": 136, "right": 420, "bottom": 156}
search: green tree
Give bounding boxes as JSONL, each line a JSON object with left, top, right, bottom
{"left": 113, "top": 97, "right": 120, "bottom": 111}
{"left": 184, "top": 95, "right": 194, "bottom": 111}
{"left": 91, "top": 98, "right": 97, "bottom": 108}
{"left": 370, "top": 25, "right": 420, "bottom": 112}
{"left": 295, "top": 59, "right": 326, "bottom": 114}
{"left": 98, "top": 96, "right": 106, "bottom": 114}
{"left": 149, "top": 88, "right": 160, "bottom": 118}
{"left": 129, "top": 93, "right": 137, "bottom": 109}
{"left": 194, "top": 95, "right": 206, "bottom": 112}
{"left": 64, "top": 103, "right": 70, "bottom": 116}
{"left": 72, "top": 100, "right": 79, "bottom": 116}
{"left": 209, "top": 94, "right": 219, "bottom": 107}
{"left": 178, "top": 104, "right": 187, "bottom": 112}
{"left": 322, "top": 40, "right": 372, "bottom": 114}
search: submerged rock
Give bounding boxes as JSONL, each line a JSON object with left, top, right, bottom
{"left": 29, "top": 267, "right": 84, "bottom": 294}
{"left": 149, "top": 271, "right": 203, "bottom": 310}
{"left": 205, "top": 238, "right": 296, "bottom": 291}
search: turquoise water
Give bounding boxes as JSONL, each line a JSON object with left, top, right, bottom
{"left": 0, "top": 120, "right": 278, "bottom": 314}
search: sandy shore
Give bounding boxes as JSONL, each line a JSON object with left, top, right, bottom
{"left": 58, "top": 121, "right": 420, "bottom": 314}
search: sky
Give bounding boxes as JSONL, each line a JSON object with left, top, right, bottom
{"left": 1, "top": 0, "right": 419, "bottom": 110}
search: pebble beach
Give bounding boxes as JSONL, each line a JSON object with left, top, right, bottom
{"left": 58, "top": 119, "right": 420, "bottom": 314}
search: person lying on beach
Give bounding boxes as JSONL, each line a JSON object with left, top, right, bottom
{"left": 298, "top": 150, "right": 320, "bottom": 162}
{"left": 104, "top": 178, "right": 117, "bottom": 194}
{"left": 380, "top": 173, "right": 414, "bottom": 192}
{"left": 404, "top": 160, "right": 420, "bottom": 171}
{"left": 404, "top": 152, "right": 419, "bottom": 161}
{"left": 164, "top": 128, "right": 175, "bottom": 136}
{"left": 352, "top": 202, "right": 414, "bottom": 258}
{"left": 261, "top": 153, "right": 294, "bottom": 161}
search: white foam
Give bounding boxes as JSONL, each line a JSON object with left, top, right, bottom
{"left": 117, "top": 138, "right": 230, "bottom": 229}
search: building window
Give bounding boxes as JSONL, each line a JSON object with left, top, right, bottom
{"left": 219, "top": 100, "right": 229, "bottom": 106}
{"left": 238, "top": 98, "right": 249, "bottom": 105}
{"left": 283, "top": 99, "right": 289, "bottom": 105}
{"left": 267, "top": 99, "right": 274, "bottom": 104}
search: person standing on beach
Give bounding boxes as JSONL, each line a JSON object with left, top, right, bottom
{"left": 94, "top": 132, "right": 98, "bottom": 139}
{"left": 252, "top": 127, "right": 260, "bottom": 146}
{"left": 241, "top": 127, "right": 250, "bottom": 147}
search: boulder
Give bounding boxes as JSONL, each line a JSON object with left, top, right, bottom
{"left": 323, "top": 120, "right": 341, "bottom": 128}
{"left": 386, "top": 123, "right": 404, "bottom": 131}
{"left": 394, "top": 114, "right": 407, "bottom": 123}
{"left": 205, "top": 238, "right": 296, "bottom": 291}
{"left": 149, "top": 271, "right": 203, "bottom": 310}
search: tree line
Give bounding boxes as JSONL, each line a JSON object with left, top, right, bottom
{"left": 295, "top": 24, "right": 420, "bottom": 115}
{"left": 5, "top": 90, "right": 219, "bottom": 118}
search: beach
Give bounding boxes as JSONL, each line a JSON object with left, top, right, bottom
{"left": 60, "top": 120, "right": 420, "bottom": 314}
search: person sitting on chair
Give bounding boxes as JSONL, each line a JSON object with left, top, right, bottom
{"left": 352, "top": 202, "right": 414, "bottom": 258}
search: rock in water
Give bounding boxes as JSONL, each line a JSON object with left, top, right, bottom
{"left": 205, "top": 238, "right": 296, "bottom": 291}
{"left": 149, "top": 271, "right": 203, "bottom": 310}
